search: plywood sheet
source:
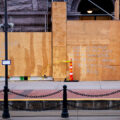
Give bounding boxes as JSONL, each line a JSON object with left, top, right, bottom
{"left": 80, "top": 16, "right": 112, "bottom": 20}
{"left": 80, "top": 16, "right": 94, "bottom": 20}
{"left": 115, "top": 0, "right": 120, "bottom": 20}
{"left": 52, "top": 2, "right": 66, "bottom": 47}
{"left": 67, "top": 21, "right": 120, "bottom": 81}
{"left": 109, "top": 22, "right": 120, "bottom": 65}
{"left": 0, "top": 32, "right": 52, "bottom": 77}
{"left": 53, "top": 47, "right": 67, "bottom": 80}
{"left": 52, "top": 2, "right": 67, "bottom": 81}
{"left": 67, "top": 21, "right": 110, "bottom": 46}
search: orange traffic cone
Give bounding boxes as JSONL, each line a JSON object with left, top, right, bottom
{"left": 69, "top": 59, "right": 73, "bottom": 81}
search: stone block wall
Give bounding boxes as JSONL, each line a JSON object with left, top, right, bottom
{"left": 0, "top": 0, "right": 51, "bottom": 32}
{"left": 0, "top": 0, "right": 116, "bottom": 32}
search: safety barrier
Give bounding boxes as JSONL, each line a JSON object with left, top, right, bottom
{"left": 68, "top": 89, "right": 120, "bottom": 97}
{"left": 9, "top": 90, "right": 62, "bottom": 98}
{"left": 1, "top": 85, "right": 120, "bottom": 118}
{"left": 61, "top": 86, "right": 120, "bottom": 118}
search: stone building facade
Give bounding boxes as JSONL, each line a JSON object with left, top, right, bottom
{"left": 0, "top": 0, "right": 117, "bottom": 32}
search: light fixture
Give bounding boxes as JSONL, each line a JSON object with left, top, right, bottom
{"left": 87, "top": 10, "right": 93, "bottom": 14}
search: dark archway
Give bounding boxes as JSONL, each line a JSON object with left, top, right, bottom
{"left": 70, "top": 0, "right": 81, "bottom": 12}
{"left": 78, "top": 0, "right": 114, "bottom": 14}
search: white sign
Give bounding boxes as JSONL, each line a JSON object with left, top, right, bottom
{"left": 2, "top": 60, "right": 11, "bottom": 65}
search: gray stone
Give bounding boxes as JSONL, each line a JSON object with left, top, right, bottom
{"left": 8, "top": 4, "right": 33, "bottom": 12}
{"left": 0, "top": 0, "right": 117, "bottom": 32}
{"left": 32, "top": 0, "right": 39, "bottom": 11}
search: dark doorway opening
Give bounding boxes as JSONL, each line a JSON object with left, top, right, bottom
{"left": 78, "top": 0, "right": 114, "bottom": 20}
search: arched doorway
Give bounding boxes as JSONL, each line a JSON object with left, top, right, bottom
{"left": 77, "top": 0, "right": 114, "bottom": 20}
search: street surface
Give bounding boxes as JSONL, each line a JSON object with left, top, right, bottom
{"left": 0, "top": 110, "right": 120, "bottom": 120}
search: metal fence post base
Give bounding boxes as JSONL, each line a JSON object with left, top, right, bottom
{"left": 61, "top": 85, "right": 69, "bottom": 118}
{"left": 2, "top": 86, "right": 10, "bottom": 119}
{"left": 61, "top": 108, "right": 69, "bottom": 118}
{"left": 2, "top": 110, "right": 10, "bottom": 119}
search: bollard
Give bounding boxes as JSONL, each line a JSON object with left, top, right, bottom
{"left": 61, "top": 85, "right": 69, "bottom": 118}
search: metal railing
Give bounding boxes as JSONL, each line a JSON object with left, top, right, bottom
{"left": 1, "top": 85, "right": 120, "bottom": 118}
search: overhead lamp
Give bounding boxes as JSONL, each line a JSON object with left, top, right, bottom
{"left": 87, "top": 10, "right": 93, "bottom": 14}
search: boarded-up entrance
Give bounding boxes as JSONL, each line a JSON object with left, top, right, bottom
{"left": 67, "top": 21, "right": 120, "bottom": 81}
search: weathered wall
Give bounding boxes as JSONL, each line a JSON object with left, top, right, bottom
{"left": 0, "top": 32, "right": 52, "bottom": 77}
{"left": 0, "top": 0, "right": 115, "bottom": 32}
{"left": 0, "top": 0, "right": 49, "bottom": 12}
{"left": 0, "top": 0, "right": 50, "bottom": 32}
{"left": 0, "top": 0, "right": 75, "bottom": 12}
{"left": 67, "top": 21, "right": 120, "bottom": 81}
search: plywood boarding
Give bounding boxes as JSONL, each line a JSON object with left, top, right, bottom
{"left": 80, "top": 16, "right": 95, "bottom": 20}
{"left": 52, "top": 2, "right": 67, "bottom": 81}
{"left": 80, "top": 16, "right": 112, "bottom": 20}
{"left": 67, "top": 21, "right": 120, "bottom": 81}
{"left": 115, "top": 0, "right": 120, "bottom": 20}
{"left": 0, "top": 32, "right": 52, "bottom": 77}
{"left": 96, "top": 16, "right": 112, "bottom": 20}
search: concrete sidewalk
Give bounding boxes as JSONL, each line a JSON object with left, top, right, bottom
{"left": 1, "top": 116, "right": 120, "bottom": 120}
{"left": 1, "top": 110, "right": 120, "bottom": 120}
{"left": 0, "top": 81, "right": 120, "bottom": 90}
{"left": 0, "top": 110, "right": 120, "bottom": 117}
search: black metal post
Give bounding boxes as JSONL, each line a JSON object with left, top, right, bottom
{"left": 2, "top": 0, "right": 10, "bottom": 118}
{"left": 61, "top": 85, "right": 69, "bottom": 118}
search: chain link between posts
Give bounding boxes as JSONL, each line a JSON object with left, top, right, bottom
{"left": 68, "top": 89, "right": 120, "bottom": 97}
{"left": 9, "top": 89, "right": 62, "bottom": 98}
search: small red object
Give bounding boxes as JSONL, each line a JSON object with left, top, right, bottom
{"left": 69, "top": 59, "right": 73, "bottom": 81}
